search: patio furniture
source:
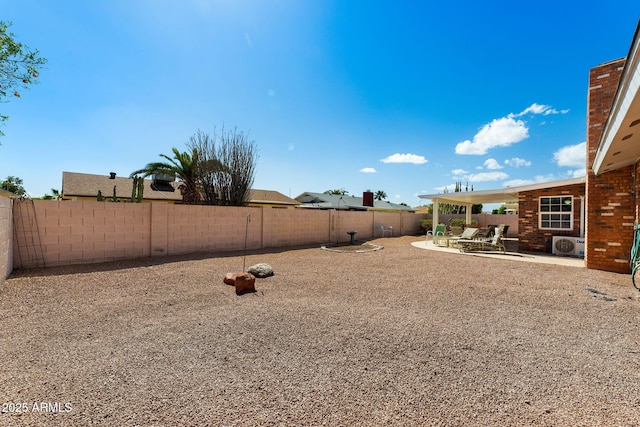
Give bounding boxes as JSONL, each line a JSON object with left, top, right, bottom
{"left": 378, "top": 225, "right": 393, "bottom": 237}
{"left": 430, "top": 224, "right": 447, "bottom": 246}
{"left": 444, "top": 227, "right": 479, "bottom": 248}
{"left": 458, "top": 227, "right": 505, "bottom": 253}
{"left": 474, "top": 227, "right": 493, "bottom": 240}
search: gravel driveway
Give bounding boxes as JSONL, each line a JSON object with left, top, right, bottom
{"left": 1, "top": 236, "right": 639, "bottom": 426}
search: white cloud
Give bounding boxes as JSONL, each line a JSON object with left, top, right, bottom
{"left": 504, "top": 157, "right": 531, "bottom": 167}
{"left": 566, "top": 168, "right": 586, "bottom": 178}
{"left": 502, "top": 174, "right": 556, "bottom": 188}
{"left": 451, "top": 168, "right": 468, "bottom": 177}
{"left": 467, "top": 171, "right": 509, "bottom": 182}
{"left": 455, "top": 103, "right": 569, "bottom": 156}
{"left": 455, "top": 117, "right": 529, "bottom": 155}
{"left": 484, "top": 158, "right": 502, "bottom": 170}
{"left": 510, "top": 103, "right": 569, "bottom": 118}
{"left": 553, "top": 142, "right": 586, "bottom": 168}
{"left": 434, "top": 183, "right": 456, "bottom": 192}
{"left": 511, "top": 103, "right": 549, "bottom": 117}
{"left": 360, "top": 167, "right": 376, "bottom": 173}
{"left": 244, "top": 32, "right": 253, "bottom": 48}
{"left": 380, "top": 153, "right": 427, "bottom": 164}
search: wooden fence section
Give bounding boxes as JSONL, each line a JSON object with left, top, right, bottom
{"left": 12, "top": 200, "right": 423, "bottom": 269}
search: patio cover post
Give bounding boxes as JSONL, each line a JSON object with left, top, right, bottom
{"left": 433, "top": 199, "right": 440, "bottom": 231}
{"left": 465, "top": 203, "right": 472, "bottom": 226}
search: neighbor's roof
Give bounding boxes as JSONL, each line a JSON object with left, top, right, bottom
{"left": 62, "top": 172, "right": 298, "bottom": 205}
{"left": 419, "top": 177, "right": 585, "bottom": 206}
{"left": 62, "top": 171, "right": 182, "bottom": 201}
{"left": 593, "top": 19, "right": 640, "bottom": 175}
{"left": 0, "top": 188, "right": 18, "bottom": 198}
{"left": 295, "top": 192, "right": 414, "bottom": 211}
{"left": 248, "top": 189, "right": 299, "bottom": 206}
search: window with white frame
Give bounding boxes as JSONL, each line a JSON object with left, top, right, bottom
{"left": 539, "top": 196, "right": 573, "bottom": 230}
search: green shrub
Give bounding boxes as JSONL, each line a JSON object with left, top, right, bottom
{"left": 449, "top": 218, "right": 479, "bottom": 228}
{"left": 420, "top": 219, "right": 433, "bottom": 233}
{"left": 449, "top": 218, "right": 466, "bottom": 228}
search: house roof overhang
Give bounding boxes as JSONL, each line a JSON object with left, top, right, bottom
{"left": 418, "top": 177, "right": 586, "bottom": 206}
{"left": 592, "top": 20, "right": 640, "bottom": 175}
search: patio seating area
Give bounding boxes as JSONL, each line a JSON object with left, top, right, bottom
{"left": 414, "top": 235, "right": 584, "bottom": 267}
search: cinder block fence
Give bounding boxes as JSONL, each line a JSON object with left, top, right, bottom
{"left": 8, "top": 200, "right": 422, "bottom": 273}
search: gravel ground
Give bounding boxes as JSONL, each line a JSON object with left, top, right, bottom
{"left": 1, "top": 236, "right": 639, "bottom": 426}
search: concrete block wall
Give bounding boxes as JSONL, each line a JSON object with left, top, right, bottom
{"left": 12, "top": 200, "right": 424, "bottom": 269}
{"left": 517, "top": 184, "right": 585, "bottom": 253}
{"left": 0, "top": 197, "right": 12, "bottom": 282}
{"left": 585, "top": 59, "right": 634, "bottom": 273}
{"left": 162, "top": 205, "right": 262, "bottom": 255}
{"left": 332, "top": 210, "right": 374, "bottom": 244}
{"left": 13, "top": 200, "right": 151, "bottom": 268}
{"left": 265, "top": 208, "right": 332, "bottom": 247}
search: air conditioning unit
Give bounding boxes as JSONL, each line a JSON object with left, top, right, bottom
{"left": 552, "top": 236, "right": 585, "bottom": 257}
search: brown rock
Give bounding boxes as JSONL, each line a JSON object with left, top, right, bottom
{"left": 235, "top": 272, "right": 256, "bottom": 295}
{"left": 223, "top": 272, "right": 236, "bottom": 286}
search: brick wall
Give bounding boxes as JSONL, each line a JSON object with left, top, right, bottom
{"left": 585, "top": 59, "right": 634, "bottom": 273}
{"left": 0, "top": 197, "right": 12, "bottom": 282}
{"left": 12, "top": 200, "right": 422, "bottom": 269}
{"left": 518, "top": 184, "right": 585, "bottom": 253}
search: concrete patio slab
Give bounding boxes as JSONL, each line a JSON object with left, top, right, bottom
{"left": 411, "top": 238, "right": 585, "bottom": 268}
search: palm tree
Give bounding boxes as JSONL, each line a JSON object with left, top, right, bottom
{"left": 374, "top": 190, "right": 387, "bottom": 201}
{"left": 130, "top": 148, "right": 202, "bottom": 204}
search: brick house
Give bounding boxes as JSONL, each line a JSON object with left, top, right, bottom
{"left": 587, "top": 22, "right": 640, "bottom": 273}
{"left": 420, "top": 21, "right": 640, "bottom": 274}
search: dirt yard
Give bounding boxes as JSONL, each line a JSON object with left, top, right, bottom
{"left": 1, "top": 236, "right": 639, "bottom": 426}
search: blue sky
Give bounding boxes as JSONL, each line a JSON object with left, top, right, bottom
{"left": 1, "top": 1, "right": 638, "bottom": 207}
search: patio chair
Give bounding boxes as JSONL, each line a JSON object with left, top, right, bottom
{"left": 445, "top": 227, "right": 479, "bottom": 248}
{"left": 474, "top": 227, "right": 493, "bottom": 240}
{"left": 378, "top": 225, "right": 393, "bottom": 237}
{"left": 458, "top": 227, "right": 505, "bottom": 253}
{"left": 429, "top": 223, "right": 447, "bottom": 246}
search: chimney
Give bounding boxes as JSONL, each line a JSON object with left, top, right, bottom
{"left": 109, "top": 172, "right": 116, "bottom": 179}
{"left": 363, "top": 191, "right": 374, "bottom": 207}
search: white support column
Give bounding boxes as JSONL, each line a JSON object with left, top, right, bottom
{"left": 433, "top": 200, "right": 440, "bottom": 229}
{"left": 465, "top": 204, "right": 472, "bottom": 226}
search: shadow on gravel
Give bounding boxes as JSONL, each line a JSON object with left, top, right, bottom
{"left": 7, "top": 243, "right": 326, "bottom": 279}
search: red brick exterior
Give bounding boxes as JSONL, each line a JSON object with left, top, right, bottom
{"left": 585, "top": 59, "right": 634, "bottom": 273}
{"left": 518, "top": 184, "right": 585, "bottom": 253}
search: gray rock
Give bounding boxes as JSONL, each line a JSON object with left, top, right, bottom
{"left": 248, "top": 263, "right": 274, "bottom": 278}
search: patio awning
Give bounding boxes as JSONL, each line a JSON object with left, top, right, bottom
{"left": 419, "top": 177, "right": 585, "bottom": 206}
{"left": 419, "top": 177, "right": 586, "bottom": 228}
